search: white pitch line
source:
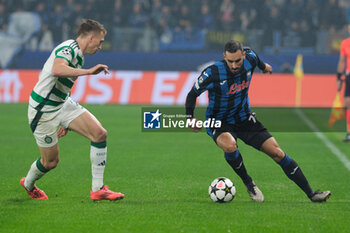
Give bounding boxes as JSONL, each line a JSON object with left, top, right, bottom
{"left": 295, "top": 108, "right": 350, "bottom": 172}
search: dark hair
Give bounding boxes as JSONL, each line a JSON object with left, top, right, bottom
{"left": 77, "top": 19, "right": 107, "bottom": 37}
{"left": 224, "top": 40, "right": 243, "bottom": 53}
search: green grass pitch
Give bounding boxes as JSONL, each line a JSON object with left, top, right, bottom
{"left": 0, "top": 103, "right": 350, "bottom": 233}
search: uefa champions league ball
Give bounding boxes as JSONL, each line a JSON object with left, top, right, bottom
{"left": 209, "top": 177, "right": 236, "bottom": 203}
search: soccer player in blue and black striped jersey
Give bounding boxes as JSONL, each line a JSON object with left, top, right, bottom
{"left": 186, "top": 40, "right": 331, "bottom": 202}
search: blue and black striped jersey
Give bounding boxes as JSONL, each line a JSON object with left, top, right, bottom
{"left": 187, "top": 48, "right": 265, "bottom": 124}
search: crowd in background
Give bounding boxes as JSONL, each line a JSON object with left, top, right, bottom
{"left": 0, "top": 0, "right": 348, "bottom": 51}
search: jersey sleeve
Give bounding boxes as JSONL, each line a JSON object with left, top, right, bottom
{"left": 192, "top": 67, "right": 214, "bottom": 95}
{"left": 244, "top": 48, "right": 266, "bottom": 71}
{"left": 55, "top": 46, "right": 75, "bottom": 64}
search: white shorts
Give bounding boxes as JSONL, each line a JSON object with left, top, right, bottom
{"left": 28, "top": 97, "right": 86, "bottom": 148}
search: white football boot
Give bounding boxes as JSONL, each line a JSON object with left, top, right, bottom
{"left": 245, "top": 181, "right": 264, "bottom": 202}
{"left": 310, "top": 191, "right": 331, "bottom": 202}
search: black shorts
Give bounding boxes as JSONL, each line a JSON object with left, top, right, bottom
{"left": 207, "top": 113, "right": 272, "bottom": 150}
{"left": 345, "top": 74, "right": 350, "bottom": 97}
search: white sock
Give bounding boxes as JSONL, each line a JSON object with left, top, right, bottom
{"left": 24, "top": 159, "right": 47, "bottom": 191}
{"left": 90, "top": 142, "right": 107, "bottom": 192}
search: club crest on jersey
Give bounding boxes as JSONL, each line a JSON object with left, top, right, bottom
{"left": 44, "top": 135, "right": 53, "bottom": 144}
{"left": 226, "top": 80, "right": 250, "bottom": 95}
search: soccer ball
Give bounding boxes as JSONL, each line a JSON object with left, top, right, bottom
{"left": 208, "top": 177, "right": 236, "bottom": 203}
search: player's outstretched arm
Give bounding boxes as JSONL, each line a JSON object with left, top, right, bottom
{"left": 52, "top": 58, "right": 109, "bottom": 78}
{"left": 88, "top": 64, "right": 110, "bottom": 75}
{"left": 185, "top": 88, "right": 202, "bottom": 132}
{"left": 262, "top": 63, "right": 273, "bottom": 74}
{"left": 188, "top": 118, "right": 202, "bottom": 133}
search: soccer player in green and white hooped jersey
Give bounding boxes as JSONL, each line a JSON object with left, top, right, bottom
{"left": 28, "top": 39, "right": 83, "bottom": 113}
{"left": 20, "top": 19, "right": 125, "bottom": 201}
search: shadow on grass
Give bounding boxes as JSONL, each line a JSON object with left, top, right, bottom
{"left": 113, "top": 199, "right": 252, "bottom": 205}
{"left": 2, "top": 198, "right": 29, "bottom": 204}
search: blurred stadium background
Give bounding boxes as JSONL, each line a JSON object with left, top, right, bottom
{"left": 0, "top": 0, "right": 347, "bottom": 55}
{"left": 0, "top": 0, "right": 348, "bottom": 107}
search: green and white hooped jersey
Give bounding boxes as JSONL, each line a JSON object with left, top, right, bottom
{"left": 29, "top": 39, "right": 84, "bottom": 112}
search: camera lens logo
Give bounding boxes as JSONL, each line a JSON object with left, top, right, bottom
{"left": 143, "top": 109, "right": 162, "bottom": 129}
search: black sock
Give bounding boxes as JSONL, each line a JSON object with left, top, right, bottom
{"left": 225, "top": 150, "right": 252, "bottom": 185}
{"left": 278, "top": 154, "right": 314, "bottom": 198}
